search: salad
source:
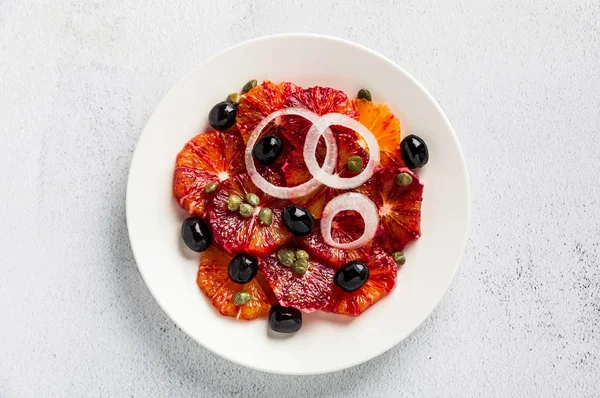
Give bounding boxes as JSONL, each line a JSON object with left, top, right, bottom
{"left": 173, "top": 80, "right": 428, "bottom": 334}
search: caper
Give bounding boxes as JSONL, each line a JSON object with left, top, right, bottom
{"left": 245, "top": 192, "right": 260, "bottom": 207}
{"left": 233, "top": 290, "right": 251, "bottom": 306}
{"left": 239, "top": 203, "right": 254, "bottom": 218}
{"left": 277, "top": 248, "right": 296, "bottom": 267}
{"left": 357, "top": 88, "right": 372, "bottom": 101}
{"left": 292, "top": 258, "right": 309, "bottom": 276}
{"left": 204, "top": 181, "right": 218, "bottom": 194}
{"left": 258, "top": 208, "right": 273, "bottom": 226}
{"left": 227, "top": 194, "right": 242, "bottom": 211}
{"left": 227, "top": 92, "right": 241, "bottom": 105}
{"left": 242, "top": 79, "right": 257, "bottom": 94}
{"left": 392, "top": 251, "right": 406, "bottom": 267}
{"left": 395, "top": 172, "right": 413, "bottom": 187}
{"left": 347, "top": 155, "right": 363, "bottom": 173}
{"left": 295, "top": 249, "right": 309, "bottom": 261}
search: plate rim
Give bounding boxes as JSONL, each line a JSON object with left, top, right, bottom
{"left": 126, "top": 32, "right": 471, "bottom": 375}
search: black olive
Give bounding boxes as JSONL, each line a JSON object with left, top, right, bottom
{"left": 228, "top": 254, "right": 258, "bottom": 284}
{"left": 181, "top": 217, "right": 212, "bottom": 252}
{"left": 282, "top": 205, "right": 315, "bottom": 236}
{"left": 208, "top": 101, "right": 237, "bottom": 131}
{"left": 334, "top": 261, "right": 369, "bottom": 292}
{"left": 268, "top": 305, "right": 302, "bottom": 333}
{"left": 400, "top": 134, "right": 429, "bottom": 169}
{"left": 252, "top": 134, "right": 283, "bottom": 166}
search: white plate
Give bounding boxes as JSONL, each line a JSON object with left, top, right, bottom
{"left": 127, "top": 34, "right": 470, "bottom": 375}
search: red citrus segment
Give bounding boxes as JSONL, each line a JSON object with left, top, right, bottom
{"left": 259, "top": 252, "right": 336, "bottom": 312}
{"left": 286, "top": 86, "right": 357, "bottom": 117}
{"left": 173, "top": 131, "right": 245, "bottom": 217}
{"left": 173, "top": 168, "right": 214, "bottom": 216}
{"left": 253, "top": 134, "right": 295, "bottom": 187}
{"left": 282, "top": 127, "right": 368, "bottom": 218}
{"left": 209, "top": 173, "right": 292, "bottom": 256}
{"left": 325, "top": 246, "right": 397, "bottom": 316}
{"left": 298, "top": 212, "right": 372, "bottom": 268}
{"left": 210, "top": 280, "right": 270, "bottom": 320}
{"left": 282, "top": 86, "right": 358, "bottom": 148}
{"left": 359, "top": 167, "right": 423, "bottom": 252}
{"left": 353, "top": 99, "right": 404, "bottom": 168}
{"left": 236, "top": 80, "right": 301, "bottom": 143}
{"left": 197, "top": 246, "right": 270, "bottom": 320}
{"left": 380, "top": 152, "right": 406, "bottom": 169}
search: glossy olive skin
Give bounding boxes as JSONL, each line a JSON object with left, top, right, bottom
{"left": 228, "top": 254, "right": 258, "bottom": 284}
{"left": 252, "top": 134, "right": 283, "bottom": 166}
{"left": 268, "top": 305, "right": 302, "bottom": 333}
{"left": 282, "top": 205, "right": 315, "bottom": 236}
{"left": 334, "top": 261, "right": 370, "bottom": 292}
{"left": 400, "top": 134, "right": 429, "bottom": 169}
{"left": 181, "top": 217, "right": 213, "bottom": 252}
{"left": 208, "top": 101, "right": 237, "bottom": 131}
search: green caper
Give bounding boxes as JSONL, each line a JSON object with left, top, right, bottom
{"left": 392, "top": 251, "right": 406, "bottom": 267}
{"left": 258, "top": 208, "right": 273, "bottom": 226}
{"left": 395, "top": 172, "right": 413, "bottom": 187}
{"left": 227, "top": 194, "right": 242, "bottom": 211}
{"left": 291, "top": 258, "right": 309, "bottom": 276}
{"left": 277, "top": 248, "right": 296, "bottom": 267}
{"left": 295, "top": 249, "right": 309, "bottom": 261}
{"left": 203, "top": 181, "right": 219, "bottom": 194}
{"left": 347, "top": 155, "right": 363, "bottom": 173}
{"left": 227, "top": 92, "right": 241, "bottom": 105}
{"left": 242, "top": 79, "right": 257, "bottom": 94}
{"left": 357, "top": 88, "right": 372, "bottom": 101}
{"left": 239, "top": 203, "right": 254, "bottom": 218}
{"left": 233, "top": 290, "right": 251, "bottom": 306}
{"left": 245, "top": 192, "right": 260, "bottom": 207}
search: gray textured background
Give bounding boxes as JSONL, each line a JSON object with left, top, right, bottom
{"left": 1, "top": 0, "right": 599, "bottom": 397}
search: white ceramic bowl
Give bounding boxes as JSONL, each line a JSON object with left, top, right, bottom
{"left": 127, "top": 34, "right": 470, "bottom": 375}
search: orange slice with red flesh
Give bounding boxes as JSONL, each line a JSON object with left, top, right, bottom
{"left": 325, "top": 246, "right": 397, "bottom": 316}
{"left": 236, "top": 80, "right": 301, "bottom": 144}
{"left": 282, "top": 86, "right": 358, "bottom": 148}
{"left": 208, "top": 173, "right": 292, "bottom": 256}
{"left": 353, "top": 99, "right": 404, "bottom": 168}
{"left": 358, "top": 167, "right": 423, "bottom": 252}
{"left": 173, "top": 131, "right": 245, "bottom": 217}
{"left": 297, "top": 211, "right": 372, "bottom": 268}
{"left": 259, "top": 251, "right": 336, "bottom": 312}
{"left": 197, "top": 246, "right": 271, "bottom": 320}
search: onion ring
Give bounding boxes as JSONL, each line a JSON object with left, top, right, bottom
{"left": 303, "top": 113, "right": 380, "bottom": 190}
{"left": 320, "top": 193, "right": 379, "bottom": 249}
{"left": 245, "top": 108, "right": 338, "bottom": 199}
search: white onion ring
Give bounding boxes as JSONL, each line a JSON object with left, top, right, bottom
{"left": 245, "top": 108, "right": 338, "bottom": 199}
{"left": 320, "top": 193, "right": 379, "bottom": 249}
{"left": 303, "top": 113, "right": 380, "bottom": 190}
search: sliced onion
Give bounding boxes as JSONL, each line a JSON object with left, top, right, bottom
{"left": 320, "top": 193, "right": 379, "bottom": 249}
{"left": 245, "top": 108, "right": 338, "bottom": 199}
{"left": 303, "top": 113, "right": 380, "bottom": 190}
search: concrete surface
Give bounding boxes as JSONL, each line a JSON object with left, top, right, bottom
{"left": 1, "top": 0, "right": 599, "bottom": 396}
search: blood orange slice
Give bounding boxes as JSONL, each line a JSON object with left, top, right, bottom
{"left": 197, "top": 246, "right": 271, "bottom": 320}
{"left": 282, "top": 127, "right": 368, "bottom": 218}
{"left": 325, "top": 246, "right": 397, "bottom": 316}
{"left": 259, "top": 251, "right": 335, "bottom": 312}
{"left": 209, "top": 173, "right": 292, "bottom": 256}
{"left": 359, "top": 167, "right": 423, "bottom": 252}
{"left": 298, "top": 211, "right": 372, "bottom": 268}
{"left": 282, "top": 86, "right": 358, "bottom": 148}
{"left": 173, "top": 131, "right": 245, "bottom": 217}
{"left": 236, "top": 80, "right": 300, "bottom": 144}
{"left": 353, "top": 99, "right": 404, "bottom": 168}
